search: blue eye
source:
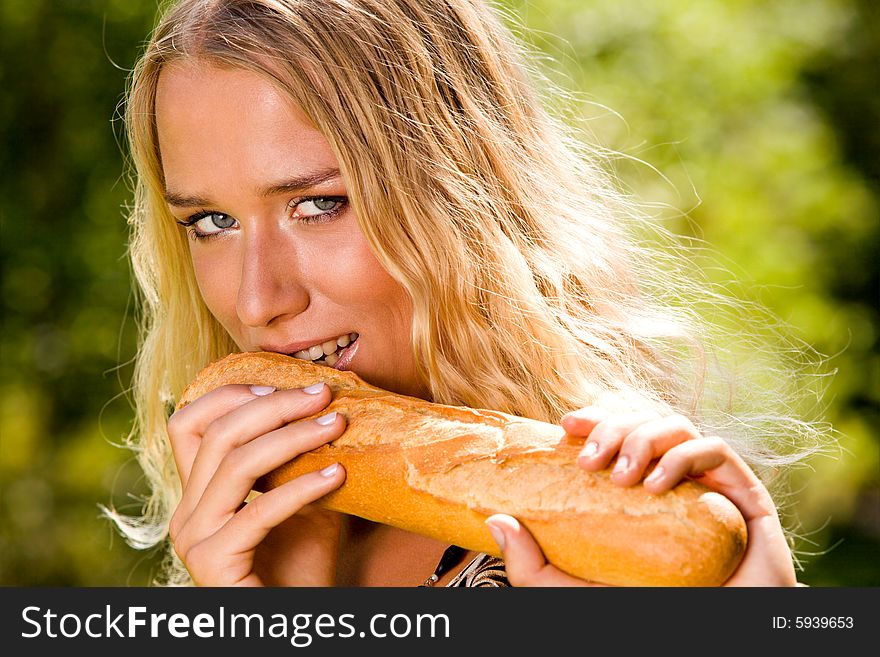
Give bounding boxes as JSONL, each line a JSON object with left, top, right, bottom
{"left": 177, "top": 212, "right": 238, "bottom": 239}
{"left": 291, "top": 197, "right": 347, "bottom": 223}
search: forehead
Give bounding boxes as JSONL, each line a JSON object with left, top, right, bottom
{"left": 155, "top": 61, "right": 337, "bottom": 191}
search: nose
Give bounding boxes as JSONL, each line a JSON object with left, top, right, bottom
{"left": 235, "top": 228, "right": 309, "bottom": 328}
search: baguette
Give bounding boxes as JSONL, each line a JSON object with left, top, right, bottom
{"left": 176, "top": 351, "right": 748, "bottom": 586}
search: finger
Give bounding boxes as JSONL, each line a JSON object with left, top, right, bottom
{"left": 181, "top": 463, "right": 346, "bottom": 586}
{"left": 639, "top": 438, "right": 797, "bottom": 586}
{"left": 574, "top": 411, "right": 661, "bottom": 471}
{"left": 485, "top": 514, "right": 605, "bottom": 587}
{"left": 184, "top": 411, "right": 346, "bottom": 542}
{"left": 215, "top": 462, "right": 347, "bottom": 556}
{"left": 611, "top": 414, "right": 701, "bottom": 486}
{"left": 560, "top": 406, "right": 610, "bottom": 437}
{"left": 168, "top": 383, "right": 277, "bottom": 488}
{"left": 183, "top": 383, "right": 330, "bottom": 487}
{"left": 176, "top": 384, "right": 332, "bottom": 527}
{"left": 641, "top": 436, "right": 775, "bottom": 521}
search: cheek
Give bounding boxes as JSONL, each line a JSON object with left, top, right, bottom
{"left": 190, "top": 250, "right": 241, "bottom": 327}
{"left": 327, "top": 240, "right": 410, "bottom": 313}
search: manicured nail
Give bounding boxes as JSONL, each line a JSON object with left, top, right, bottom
{"left": 319, "top": 463, "right": 339, "bottom": 477}
{"left": 250, "top": 385, "right": 276, "bottom": 396}
{"left": 612, "top": 455, "right": 629, "bottom": 475}
{"left": 582, "top": 441, "right": 599, "bottom": 458}
{"left": 303, "top": 382, "right": 325, "bottom": 395}
{"left": 485, "top": 521, "right": 506, "bottom": 550}
{"left": 567, "top": 407, "right": 603, "bottom": 422}
{"left": 314, "top": 411, "right": 337, "bottom": 426}
{"left": 645, "top": 466, "right": 665, "bottom": 484}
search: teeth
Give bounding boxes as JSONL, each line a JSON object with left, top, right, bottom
{"left": 292, "top": 333, "right": 358, "bottom": 364}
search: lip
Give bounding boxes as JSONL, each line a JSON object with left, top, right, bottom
{"left": 258, "top": 333, "right": 353, "bottom": 356}
{"left": 332, "top": 337, "right": 359, "bottom": 370}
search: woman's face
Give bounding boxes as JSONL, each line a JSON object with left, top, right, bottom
{"left": 156, "top": 61, "right": 428, "bottom": 399}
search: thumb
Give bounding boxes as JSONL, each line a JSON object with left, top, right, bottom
{"left": 485, "top": 514, "right": 594, "bottom": 587}
{"left": 486, "top": 513, "right": 602, "bottom": 586}
{"left": 485, "top": 514, "right": 545, "bottom": 586}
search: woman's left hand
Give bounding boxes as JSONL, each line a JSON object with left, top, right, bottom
{"left": 486, "top": 407, "right": 798, "bottom": 587}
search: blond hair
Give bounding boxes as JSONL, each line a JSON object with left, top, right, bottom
{"left": 108, "top": 0, "right": 831, "bottom": 584}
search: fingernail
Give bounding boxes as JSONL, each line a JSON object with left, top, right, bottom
{"left": 303, "top": 382, "right": 325, "bottom": 395}
{"left": 319, "top": 463, "right": 339, "bottom": 477}
{"left": 582, "top": 441, "right": 599, "bottom": 458}
{"left": 314, "top": 411, "right": 337, "bottom": 426}
{"left": 645, "top": 465, "right": 665, "bottom": 483}
{"left": 250, "top": 385, "right": 276, "bottom": 396}
{"left": 485, "top": 520, "right": 506, "bottom": 550}
{"left": 612, "top": 455, "right": 629, "bottom": 475}
{"left": 567, "top": 407, "right": 602, "bottom": 421}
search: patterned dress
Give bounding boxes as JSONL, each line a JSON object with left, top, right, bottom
{"left": 446, "top": 553, "right": 510, "bottom": 587}
{"left": 418, "top": 545, "right": 510, "bottom": 587}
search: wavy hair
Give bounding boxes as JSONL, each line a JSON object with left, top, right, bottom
{"left": 107, "top": 0, "right": 832, "bottom": 584}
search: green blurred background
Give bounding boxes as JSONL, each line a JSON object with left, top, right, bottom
{"left": 1, "top": 0, "right": 877, "bottom": 586}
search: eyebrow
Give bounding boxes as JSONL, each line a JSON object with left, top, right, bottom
{"left": 163, "top": 167, "right": 342, "bottom": 207}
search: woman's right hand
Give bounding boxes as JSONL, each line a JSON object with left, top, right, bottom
{"left": 166, "top": 382, "right": 347, "bottom": 586}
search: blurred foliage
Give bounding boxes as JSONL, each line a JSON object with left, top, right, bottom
{"left": 1, "top": 0, "right": 877, "bottom": 586}
{"left": 1, "top": 0, "right": 164, "bottom": 585}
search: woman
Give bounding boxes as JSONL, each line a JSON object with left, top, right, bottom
{"left": 110, "top": 0, "right": 826, "bottom": 586}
